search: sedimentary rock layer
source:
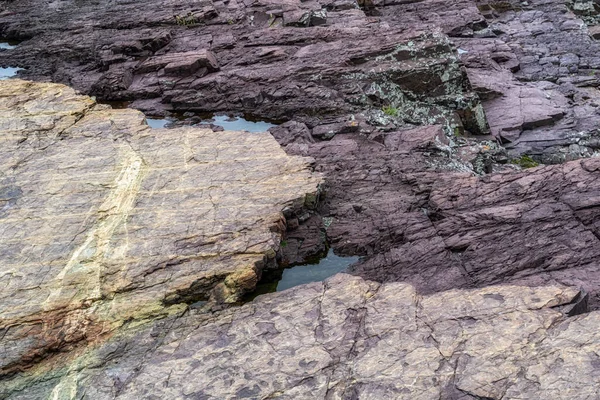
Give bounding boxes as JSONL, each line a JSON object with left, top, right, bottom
{"left": 2, "top": 274, "right": 596, "bottom": 399}
{"left": 0, "top": 0, "right": 489, "bottom": 136}
{"left": 0, "top": 79, "right": 321, "bottom": 377}
{"left": 268, "top": 123, "right": 600, "bottom": 309}
{"left": 6, "top": 0, "right": 600, "bottom": 161}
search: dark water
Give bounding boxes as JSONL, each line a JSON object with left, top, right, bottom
{"left": 247, "top": 250, "right": 360, "bottom": 301}
{"left": 277, "top": 250, "right": 360, "bottom": 291}
{"left": 207, "top": 115, "right": 277, "bottom": 133}
{"left": 190, "top": 250, "right": 359, "bottom": 309}
{"left": 0, "top": 67, "right": 23, "bottom": 79}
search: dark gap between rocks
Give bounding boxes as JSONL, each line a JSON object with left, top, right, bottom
{"left": 240, "top": 249, "right": 360, "bottom": 303}
{"left": 189, "top": 249, "right": 360, "bottom": 310}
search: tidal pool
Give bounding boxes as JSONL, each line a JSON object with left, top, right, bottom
{"left": 0, "top": 67, "right": 23, "bottom": 80}
{"left": 103, "top": 103, "right": 278, "bottom": 132}
{"left": 205, "top": 115, "right": 277, "bottom": 133}
{"left": 277, "top": 250, "right": 360, "bottom": 292}
{"left": 0, "top": 43, "right": 17, "bottom": 50}
{"left": 144, "top": 114, "right": 277, "bottom": 131}
{"left": 246, "top": 249, "right": 361, "bottom": 301}
{"left": 145, "top": 118, "right": 169, "bottom": 128}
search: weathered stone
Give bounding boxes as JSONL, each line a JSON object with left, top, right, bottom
{"left": 0, "top": 79, "right": 321, "bottom": 377}
{"left": 136, "top": 50, "right": 219, "bottom": 75}
{"left": 0, "top": 0, "right": 488, "bottom": 134}
{"left": 457, "top": 0, "right": 600, "bottom": 161}
{"left": 5, "top": 1, "right": 600, "bottom": 397}
{"left": 2, "top": 274, "right": 597, "bottom": 399}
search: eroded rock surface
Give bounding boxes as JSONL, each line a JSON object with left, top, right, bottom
{"left": 295, "top": 125, "right": 600, "bottom": 310}
{"left": 6, "top": 0, "right": 600, "bottom": 162}
{"left": 2, "top": 274, "right": 597, "bottom": 399}
{"left": 0, "top": 79, "right": 321, "bottom": 377}
{"left": 459, "top": 0, "right": 600, "bottom": 162}
{"left": 0, "top": 0, "right": 491, "bottom": 137}
{"left": 4, "top": 1, "right": 600, "bottom": 398}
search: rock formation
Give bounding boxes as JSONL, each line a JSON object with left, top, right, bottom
{"left": 0, "top": 79, "right": 321, "bottom": 381}
{"left": 3, "top": 0, "right": 600, "bottom": 398}
{"left": 5, "top": 0, "right": 600, "bottom": 162}
{"left": 2, "top": 273, "right": 596, "bottom": 399}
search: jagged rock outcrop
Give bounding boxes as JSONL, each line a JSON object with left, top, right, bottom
{"left": 0, "top": 79, "right": 321, "bottom": 378}
{"left": 6, "top": 0, "right": 600, "bottom": 162}
{"left": 0, "top": 0, "right": 490, "bottom": 137}
{"left": 2, "top": 273, "right": 596, "bottom": 399}
{"left": 297, "top": 125, "right": 600, "bottom": 309}
{"left": 458, "top": 0, "right": 600, "bottom": 162}
{"left": 5, "top": 1, "right": 600, "bottom": 398}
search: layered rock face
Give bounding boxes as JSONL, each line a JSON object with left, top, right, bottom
{"left": 0, "top": 79, "right": 321, "bottom": 380}
{"left": 4, "top": 0, "right": 600, "bottom": 398}
{"left": 273, "top": 124, "right": 600, "bottom": 310}
{"left": 0, "top": 0, "right": 490, "bottom": 135}
{"left": 4, "top": 0, "right": 600, "bottom": 161}
{"left": 459, "top": 0, "right": 600, "bottom": 162}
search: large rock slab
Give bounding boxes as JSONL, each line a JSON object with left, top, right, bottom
{"left": 282, "top": 125, "right": 600, "bottom": 310}
{"left": 0, "top": 79, "right": 321, "bottom": 376}
{"left": 1, "top": 274, "right": 596, "bottom": 399}
{"left": 7, "top": 0, "right": 600, "bottom": 160}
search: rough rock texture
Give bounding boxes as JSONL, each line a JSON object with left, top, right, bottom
{"left": 5, "top": 1, "right": 600, "bottom": 397}
{"left": 292, "top": 125, "right": 600, "bottom": 310}
{"left": 459, "top": 0, "right": 600, "bottom": 162}
{"left": 0, "top": 0, "right": 491, "bottom": 137}
{"left": 0, "top": 79, "right": 321, "bottom": 377}
{"left": 2, "top": 274, "right": 597, "bottom": 399}
{"left": 6, "top": 0, "right": 600, "bottom": 162}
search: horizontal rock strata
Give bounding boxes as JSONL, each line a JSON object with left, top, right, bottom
{"left": 271, "top": 124, "right": 600, "bottom": 309}
{"left": 0, "top": 79, "right": 321, "bottom": 377}
{"left": 0, "top": 0, "right": 490, "bottom": 136}
{"left": 6, "top": 0, "right": 600, "bottom": 161}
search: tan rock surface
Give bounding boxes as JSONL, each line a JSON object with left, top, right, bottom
{"left": 2, "top": 274, "right": 596, "bottom": 399}
{"left": 0, "top": 79, "right": 321, "bottom": 376}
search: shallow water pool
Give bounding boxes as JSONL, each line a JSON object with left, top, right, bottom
{"left": 0, "top": 67, "right": 23, "bottom": 80}
{"left": 145, "top": 118, "right": 169, "bottom": 129}
{"left": 207, "top": 115, "right": 277, "bottom": 133}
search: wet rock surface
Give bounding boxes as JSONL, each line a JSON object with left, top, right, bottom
{"left": 0, "top": 79, "right": 320, "bottom": 379}
{"left": 3, "top": 274, "right": 598, "bottom": 399}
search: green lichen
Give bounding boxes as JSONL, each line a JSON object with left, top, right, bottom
{"left": 382, "top": 105, "right": 399, "bottom": 117}
{"left": 510, "top": 155, "right": 540, "bottom": 169}
{"left": 175, "top": 12, "right": 198, "bottom": 26}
